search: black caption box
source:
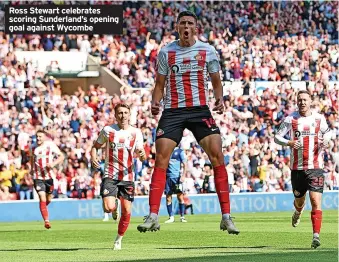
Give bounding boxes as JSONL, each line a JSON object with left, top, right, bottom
{"left": 5, "top": 5, "right": 123, "bottom": 34}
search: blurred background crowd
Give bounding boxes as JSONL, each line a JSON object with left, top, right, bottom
{"left": 0, "top": 1, "right": 338, "bottom": 200}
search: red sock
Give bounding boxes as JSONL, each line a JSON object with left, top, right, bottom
{"left": 118, "top": 213, "right": 131, "bottom": 236}
{"left": 39, "top": 201, "right": 49, "bottom": 221}
{"left": 294, "top": 200, "right": 304, "bottom": 212}
{"left": 311, "top": 210, "right": 322, "bottom": 234}
{"left": 149, "top": 167, "right": 166, "bottom": 214}
{"left": 214, "top": 164, "right": 230, "bottom": 214}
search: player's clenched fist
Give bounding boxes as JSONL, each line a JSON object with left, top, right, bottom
{"left": 319, "top": 137, "right": 330, "bottom": 148}
{"left": 91, "top": 158, "right": 100, "bottom": 169}
{"left": 288, "top": 140, "right": 303, "bottom": 150}
{"left": 212, "top": 98, "right": 224, "bottom": 114}
{"left": 138, "top": 149, "right": 147, "bottom": 162}
{"left": 151, "top": 101, "right": 161, "bottom": 115}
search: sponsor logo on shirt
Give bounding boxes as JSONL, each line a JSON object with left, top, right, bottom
{"left": 295, "top": 130, "right": 317, "bottom": 138}
{"left": 110, "top": 142, "right": 125, "bottom": 149}
{"left": 171, "top": 64, "right": 204, "bottom": 74}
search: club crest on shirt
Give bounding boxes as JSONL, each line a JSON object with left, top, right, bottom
{"left": 157, "top": 129, "right": 164, "bottom": 137}
{"left": 103, "top": 189, "right": 109, "bottom": 195}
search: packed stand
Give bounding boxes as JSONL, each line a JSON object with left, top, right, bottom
{"left": 0, "top": 0, "right": 339, "bottom": 200}
{"left": 0, "top": 66, "right": 338, "bottom": 200}
{"left": 115, "top": 1, "right": 338, "bottom": 86}
{"left": 2, "top": 1, "right": 338, "bottom": 86}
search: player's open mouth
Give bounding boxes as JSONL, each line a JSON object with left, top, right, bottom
{"left": 184, "top": 31, "right": 189, "bottom": 37}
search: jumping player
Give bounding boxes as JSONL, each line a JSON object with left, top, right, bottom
{"left": 274, "top": 90, "right": 332, "bottom": 249}
{"left": 30, "top": 130, "right": 64, "bottom": 229}
{"left": 137, "top": 10, "right": 239, "bottom": 235}
{"left": 91, "top": 103, "right": 146, "bottom": 250}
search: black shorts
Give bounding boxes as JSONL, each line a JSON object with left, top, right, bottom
{"left": 100, "top": 178, "right": 135, "bottom": 202}
{"left": 156, "top": 106, "right": 220, "bottom": 145}
{"left": 34, "top": 179, "right": 54, "bottom": 194}
{"left": 291, "top": 169, "right": 325, "bottom": 198}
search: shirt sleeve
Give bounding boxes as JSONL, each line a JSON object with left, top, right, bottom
{"left": 96, "top": 127, "right": 108, "bottom": 145}
{"left": 51, "top": 142, "right": 61, "bottom": 156}
{"left": 207, "top": 45, "right": 220, "bottom": 73}
{"left": 320, "top": 114, "right": 330, "bottom": 134}
{"left": 180, "top": 150, "right": 187, "bottom": 163}
{"left": 135, "top": 129, "right": 144, "bottom": 151}
{"left": 156, "top": 49, "right": 168, "bottom": 76}
{"left": 274, "top": 116, "right": 292, "bottom": 146}
{"left": 320, "top": 114, "right": 332, "bottom": 142}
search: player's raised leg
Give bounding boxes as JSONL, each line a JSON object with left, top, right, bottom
{"left": 177, "top": 192, "right": 187, "bottom": 222}
{"left": 102, "top": 196, "right": 118, "bottom": 217}
{"left": 199, "top": 134, "right": 239, "bottom": 235}
{"left": 292, "top": 194, "right": 306, "bottom": 227}
{"left": 137, "top": 138, "right": 176, "bottom": 232}
{"left": 114, "top": 197, "right": 132, "bottom": 250}
{"left": 291, "top": 170, "right": 307, "bottom": 227}
{"left": 164, "top": 194, "right": 175, "bottom": 223}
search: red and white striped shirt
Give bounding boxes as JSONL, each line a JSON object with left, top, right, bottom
{"left": 32, "top": 141, "right": 62, "bottom": 180}
{"left": 96, "top": 124, "right": 144, "bottom": 181}
{"left": 276, "top": 111, "right": 330, "bottom": 170}
{"left": 156, "top": 40, "right": 220, "bottom": 109}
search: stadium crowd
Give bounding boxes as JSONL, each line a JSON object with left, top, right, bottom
{"left": 0, "top": 1, "right": 338, "bottom": 200}
{"left": 2, "top": 1, "right": 339, "bottom": 86}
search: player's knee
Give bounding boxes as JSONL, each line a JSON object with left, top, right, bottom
{"left": 209, "top": 151, "right": 224, "bottom": 166}
{"left": 155, "top": 152, "right": 171, "bottom": 168}
{"left": 310, "top": 197, "right": 321, "bottom": 209}
{"left": 104, "top": 204, "right": 116, "bottom": 213}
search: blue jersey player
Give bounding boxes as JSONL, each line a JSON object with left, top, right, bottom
{"left": 164, "top": 147, "right": 187, "bottom": 223}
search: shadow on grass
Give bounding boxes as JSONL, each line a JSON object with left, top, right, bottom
{"left": 0, "top": 230, "right": 46, "bottom": 233}
{"left": 96, "top": 250, "right": 337, "bottom": 262}
{"left": 158, "top": 245, "right": 270, "bottom": 250}
{"left": 0, "top": 248, "right": 111, "bottom": 252}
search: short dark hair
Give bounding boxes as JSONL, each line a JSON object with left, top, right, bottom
{"left": 177, "top": 10, "right": 198, "bottom": 23}
{"left": 297, "top": 89, "right": 311, "bottom": 98}
{"left": 114, "top": 103, "right": 130, "bottom": 113}
{"left": 36, "top": 130, "right": 47, "bottom": 135}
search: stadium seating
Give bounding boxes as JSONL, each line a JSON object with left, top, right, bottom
{"left": 0, "top": 1, "right": 338, "bottom": 201}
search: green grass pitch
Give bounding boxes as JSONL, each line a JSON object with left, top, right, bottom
{"left": 0, "top": 211, "right": 337, "bottom": 262}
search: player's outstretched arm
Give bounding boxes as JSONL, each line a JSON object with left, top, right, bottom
{"left": 137, "top": 149, "right": 147, "bottom": 162}
{"left": 151, "top": 73, "right": 166, "bottom": 115}
{"left": 209, "top": 72, "right": 224, "bottom": 114}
